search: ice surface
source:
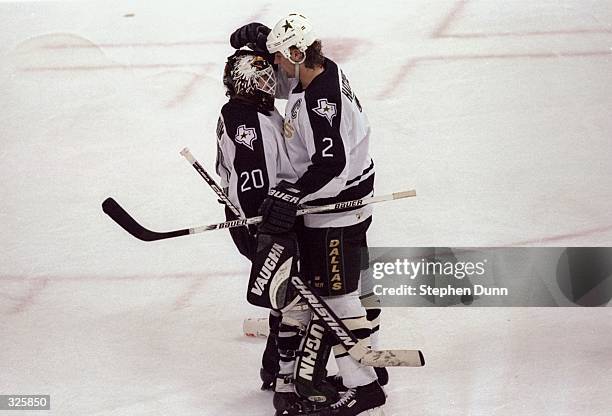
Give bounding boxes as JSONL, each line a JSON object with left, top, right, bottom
{"left": 1, "top": 1, "right": 611, "bottom": 415}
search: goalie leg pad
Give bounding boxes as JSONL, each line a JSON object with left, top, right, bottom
{"left": 275, "top": 305, "right": 311, "bottom": 393}
{"left": 260, "top": 310, "right": 282, "bottom": 390}
{"left": 247, "top": 233, "right": 299, "bottom": 310}
{"left": 294, "top": 319, "right": 339, "bottom": 404}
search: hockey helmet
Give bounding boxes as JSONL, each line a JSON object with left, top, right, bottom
{"left": 223, "top": 50, "right": 276, "bottom": 112}
{"left": 266, "top": 13, "right": 316, "bottom": 64}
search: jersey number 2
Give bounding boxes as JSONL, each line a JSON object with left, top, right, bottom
{"left": 322, "top": 137, "right": 334, "bottom": 157}
{"left": 240, "top": 169, "right": 265, "bottom": 192}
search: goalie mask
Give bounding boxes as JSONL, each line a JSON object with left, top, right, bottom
{"left": 223, "top": 50, "right": 276, "bottom": 112}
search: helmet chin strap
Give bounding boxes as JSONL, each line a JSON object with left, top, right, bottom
{"left": 287, "top": 51, "right": 306, "bottom": 80}
{"left": 294, "top": 63, "right": 300, "bottom": 80}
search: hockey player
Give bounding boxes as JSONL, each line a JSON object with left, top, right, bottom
{"left": 231, "top": 14, "right": 387, "bottom": 416}
{"left": 215, "top": 48, "right": 296, "bottom": 393}
{"left": 217, "top": 49, "right": 338, "bottom": 416}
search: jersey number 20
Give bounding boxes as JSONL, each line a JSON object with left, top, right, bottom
{"left": 240, "top": 169, "right": 265, "bottom": 192}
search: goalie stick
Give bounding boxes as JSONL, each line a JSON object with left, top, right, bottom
{"left": 291, "top": 275, "right": 425, "bottom": 367}
{"left": 102, "top": 190, "right": 416, "bottom": 242}
{"left": 179, "top": 147, "right": 243, "bottom": 219}
{"left": 177, "top": 154, "right": 423, "bottom": 367}
{"left": 177, "top": 156, "right": 424, "bottom": 366}
{"left": 106, "top": 153, "right": 423, "bottom": 367}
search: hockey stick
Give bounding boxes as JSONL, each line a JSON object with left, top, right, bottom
{"left": 291, "top": 275, "right": 425, "bottom": 367}
{"left": 102, "top": 190, "right": 416, "bottom": 242}
{"left": 172, "top": 155, "right": 424, "bottom": 367}
{"left": 179, "top": 147, "right": 244, "bottom": 219}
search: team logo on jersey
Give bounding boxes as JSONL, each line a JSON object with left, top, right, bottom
{"left": 283, "top": 120, "right": 295, "bottom": 139}
{"left": 290, "top": 98, "right": 302, "bottom": 120}
{"left": 234, "top": 125, "right": 257, "bottom": 151}
{"left": 312, "top": 98, "right": 337, "bottom": 126}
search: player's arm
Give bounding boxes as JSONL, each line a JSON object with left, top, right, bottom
{"left": 257, "top": 93, "right": 348, "bottom": 234}
{"left": 295, "top": 92, "right": 348, "bottom": 203}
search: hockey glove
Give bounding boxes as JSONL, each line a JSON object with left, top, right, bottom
{"left": 258, "top": 181, "right": 302, "bottom": 234}
{"left": 225, "top": 206, "right": 256, "bottom": 261}
{"left": 230, "top": 22, "right": 271, "bottom": 53}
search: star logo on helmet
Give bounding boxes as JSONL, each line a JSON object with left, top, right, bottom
{"left": 312, "top": 98, "right": 337, "bottom": 126}
{"left": 282, "top": 20, "right": 293, "bottom": 32}
{"left": 234, "top": 125, "right": 257, "bottom": 151}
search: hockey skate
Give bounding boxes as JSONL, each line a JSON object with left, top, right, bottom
{"left": 326, "top": 367, "right": 388, "bottom": 394}
{"left": 374, "top": 368, "right": 388, "bottom": 387}
{"left": 273, "top": 392, "right": 331, "bottom": 416}
{"left": 329, "top": 381, "right": 386, "bottom": 416}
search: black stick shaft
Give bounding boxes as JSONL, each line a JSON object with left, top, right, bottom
{"left": 180, "top": 147, "right": 243, "bottom": 218}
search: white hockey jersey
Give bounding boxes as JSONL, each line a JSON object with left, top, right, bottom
{"left": 277, "top": 58, "right": 375, "bottom": 228}
{"left": 215, "top": 99, "right": 297, "bottom": 219}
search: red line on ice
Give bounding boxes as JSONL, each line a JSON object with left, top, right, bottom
{"left": 439, "top": 28, "right": 612, "bottom": 38}
{"left": 376, "top": 58, "right": 419, "bottom": 100}
{"left": 432, "top": 0, "right": 469, "bottom": 38}
{"left": 20, "top": 63, "right": 212, "bottom": 72}
{"left": 5, "top": 278, "right": 49, "bottom": 315}
{"left": 379, "top": 50, "right": 611, "bottom": 99}
{"left": 0, "top": 271, "right": 239, "bottom": 283}
{"left": 165, "top": 72, "right": 209, "bottom": 108}
{"left": 173, "top": 278, "right": 205, "bottom": 311}
{"left": 43, "top": 40, "right": 226, "bottom": 49}
{"left": 431, "top": 0, "right": 612, "bottom": 39}
{"left": 504, "top": 224, "right": 612, "bottom": 247}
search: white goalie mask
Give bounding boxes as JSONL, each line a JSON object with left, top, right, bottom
{"left": 266, "top": 13, "right": 316, "bottom": 64}
{"left": 223, "top": 50, "right": 276, "bottom": 111}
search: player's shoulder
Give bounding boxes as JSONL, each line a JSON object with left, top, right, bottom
{"left": 303, "top": 58, "right": 341, "bottom": 100}
{"left": 221, "top": 99, "right": 258, "bottom": 123}
{"left": 301, "top": 58, "right": 343, "bottom": 124}
{"left": 221, "top": 100, "right": 263, "bottom": 134}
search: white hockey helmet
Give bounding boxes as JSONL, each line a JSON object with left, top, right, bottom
{"left": 266, "top": 13, "right": 316, "bottom": 63}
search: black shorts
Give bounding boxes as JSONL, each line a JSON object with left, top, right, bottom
{"left": 297, "top": 216, "right": 371, "bottom": 297}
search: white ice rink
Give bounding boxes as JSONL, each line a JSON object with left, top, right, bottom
{"left": 1, "top": 0, "right": 612, "bottom": 415}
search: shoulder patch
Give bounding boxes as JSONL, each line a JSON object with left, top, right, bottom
{"left": 290, "top": 98, "right": 302, "bottom": 120}
{"left": 312, "top": 98, "right": 337, "bottom": 126}
{"left": 234, "top": 124, "right": 258, "bottom": 151}
{"left": 216, "top": 116, "right": 225, "bottom": 142}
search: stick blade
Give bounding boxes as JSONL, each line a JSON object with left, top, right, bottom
{"left": 361, "top": 349, "right": 425, "bottom": 367}
{"left": 102, "top": 197, "right": 188, "bottom": 242}
{"left": 393, "top": 190, "right": 416, "bottom": 199}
